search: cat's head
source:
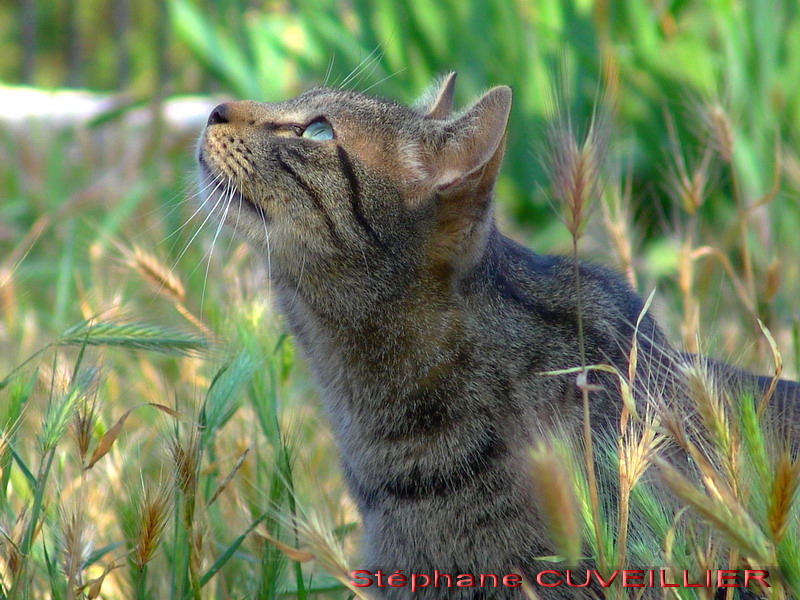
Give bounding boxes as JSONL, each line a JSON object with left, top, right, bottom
{"left": 197, "top": 73, "right": 511, "bottom": 290}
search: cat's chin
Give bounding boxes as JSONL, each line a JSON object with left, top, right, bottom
{"left": 197, "top": 156, "right": 268, "bottom": 223}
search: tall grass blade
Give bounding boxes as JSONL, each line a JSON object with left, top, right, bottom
{"left": 195, "top": 510, "right": 271, "bottom": 591}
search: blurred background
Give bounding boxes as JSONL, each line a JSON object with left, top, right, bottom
{"left": 1, "top": 1, "right": 800, "bottom": 598}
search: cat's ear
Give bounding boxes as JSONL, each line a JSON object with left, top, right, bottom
{"left": 429, "top": 86, "right": 512, "bottom": 191}
{"left": 425, "top": 72, "right": 458, "bottom": 119}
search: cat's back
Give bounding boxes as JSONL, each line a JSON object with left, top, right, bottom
{"left": 462, "top": 232, "right": 663, "bottom": 372}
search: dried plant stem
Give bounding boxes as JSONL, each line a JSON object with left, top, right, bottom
{"left": 678, "top": 232, "right": 700, "bottom": 352}
{"left": 616, "top": 480, "right": 629, "bottom": 570}
{"left": 572, "top": 238, "right": 606, "bottom": 573}
{"left": 545, "top": 87, "right": 610, "bottom": 574}
{"left": 731, "top": 170, "right": 756, "bottom": 306}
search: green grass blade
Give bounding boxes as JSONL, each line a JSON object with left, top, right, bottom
{"left": 41, "top": 537, "right": 65, "bottom": 600}
{"left": 8, "top": 444, "right": 37, "bottom": 489}
{"left": 83, "top": 541, "right": 126, "bottom": 568}
{"left": 196, "top": 510, "right": 271, "bottom": 591}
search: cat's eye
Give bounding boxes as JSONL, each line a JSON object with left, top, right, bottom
{"left": 301, "top": 119, "right": 334, "bottom": 141}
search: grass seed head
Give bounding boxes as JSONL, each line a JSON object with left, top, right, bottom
{"left": 529, "top": 441, "right": 582, "bottom": 565}
{"left": 768, "top": 452, "right": 800, "bottom": 544}
{"left": 665, "top": 111, "right": 713, "bottom": 216}
{"left": 41, "top": 366, "right": 101, "bottom": 453}
{"left": 656, "top": 457, "right": 772, "bottom": 564}
{"left": 72, "top": 393, "right": 99, "bottom": 463}
{"left": 59, "top": 501, "right": 92, "bottom": 591}
{"left": 702, "top": 101, "right": 735, "bottom": 163}
{"left": 679, "top": 359, "right": 732, "bottom": 456}
{"left": 133, "top": 483, "right": 173, "bottom": 568}
{"left": 171, "top": 429, "right": 200, "bottom": 496}
{"left": 547, "top": 112, "right": 610, "bottom": 240}
{"left": 0, "top": 509, "right": 27, "bottom": 577}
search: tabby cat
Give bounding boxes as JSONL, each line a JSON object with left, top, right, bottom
{"left": 196, "top": 73, "right": 797, "bottom": 599}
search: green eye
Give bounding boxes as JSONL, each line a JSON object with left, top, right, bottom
{"left": 302, "top": 119, "right": 334, "bottom": 140}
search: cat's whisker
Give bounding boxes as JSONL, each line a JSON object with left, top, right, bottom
{"left": 225, "top": 182, "right": 246, "bottom": 254}
{"left": 323, "top": 54, "right": 335, "bottom": 88}
{"left": 200, "top": 181, "right": 235, "bottom": 312}
{"left": 163, "top": 174, "right": 225, "bottom": 245}
{"left": 290, "top": 251, "right": 305, "bottom": 306}
{"left": 189, "top": 171, "right": 227, "bottom": 204}
{"left": 167, "top": 190, "right": 224, "bottom": 274}
{"left": 335, "top": 59, "right": 362, "bottom": 89}
{"left": 361, "top": 67, "right": 408, "bottom": 95}
{"left": 135, "top": 175, "right": 204, "bottom": 240}
{"left": 350, "top": 48, "right": 386, "bottom": 91}
{"left": 337, "top": 45, "right": 382, "bottom": 89}
{"left": 171, "top": 177, "right": 227, "bottom": 274}
{"left": 260, "top": 208, "right": 273, "bottom": 302}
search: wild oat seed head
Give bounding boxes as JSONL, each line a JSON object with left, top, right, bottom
{"left": 59, "top": 502, "right": 93, "bottom": 588}
{"left": 133, "top": 483, "right": 173, "bottom": 568}
{"left": 41, "top": 367, "right": 100, "bottom": 453}
{"left": 171, "top": 431, "right": 200, "bottom": 495}
{"left": 72, "top": 393, "right": 99, "bottom": 463}
{"left": 547, "top": 113, "right": 610, "bottom": 239}
{"left": 768, "top": 453, "right": 800, "bottom": 544}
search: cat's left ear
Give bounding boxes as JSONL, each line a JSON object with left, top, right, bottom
{"left": 428, "top": 86, "right": 512, "bottom": 192}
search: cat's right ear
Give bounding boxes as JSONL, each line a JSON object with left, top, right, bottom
{"left": 424, "top": 72, "right": 458, "bottom": 119}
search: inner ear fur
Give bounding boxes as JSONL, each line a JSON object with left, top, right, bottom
{"left": 431, "top": 86, "right": 512, "bottom": 191}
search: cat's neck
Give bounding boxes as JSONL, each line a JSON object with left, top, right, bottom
{"left": 273, "top": 220, "right": 501, "bottom": 329}
{"left": 273, "top": 225, "right": 503, "bottom": 387}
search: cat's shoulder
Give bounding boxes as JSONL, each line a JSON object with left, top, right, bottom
{"left": 493, "top": 234, "right": 650, "bottom": 330}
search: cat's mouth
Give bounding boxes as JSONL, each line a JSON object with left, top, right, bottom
{"left": 197, "top": 154, "right": 266, "bottom": 219}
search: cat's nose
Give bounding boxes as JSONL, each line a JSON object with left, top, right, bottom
{"left": 207, "top": 103, "right": 231, "bottom": 126}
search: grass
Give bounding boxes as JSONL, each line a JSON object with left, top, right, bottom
{"left": 2, "top": 0, "right": 800, "bottom": 598}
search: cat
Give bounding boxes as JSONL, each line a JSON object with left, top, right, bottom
{"left": 196, "top": 73, "right": 797, "bottom": 599}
